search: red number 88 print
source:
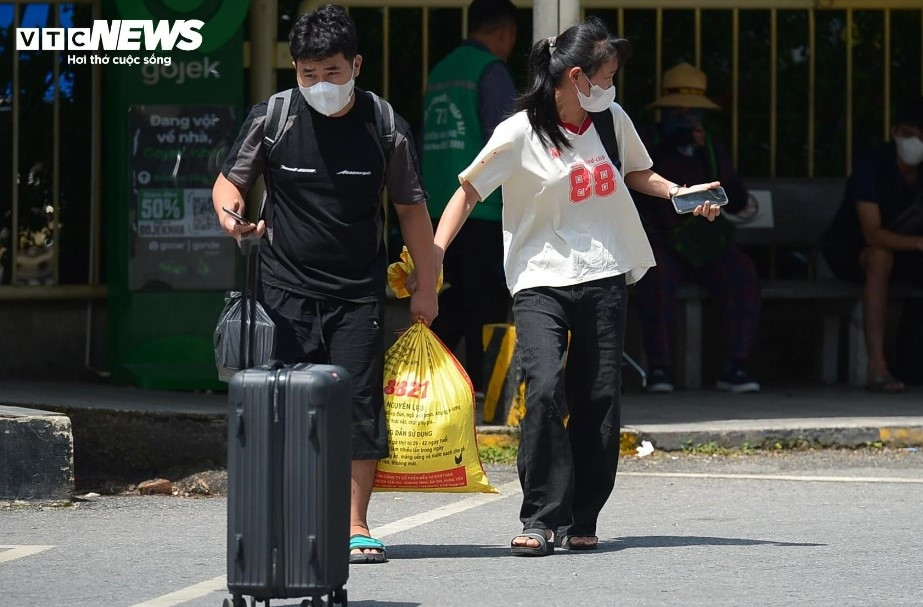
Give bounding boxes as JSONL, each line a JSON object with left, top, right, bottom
{"left": 568, "top": 162, "right": 617, "bottom": 203}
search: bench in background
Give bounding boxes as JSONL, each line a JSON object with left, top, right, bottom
{"left": 675, "top": 178, "right": 923, "bottom": 389}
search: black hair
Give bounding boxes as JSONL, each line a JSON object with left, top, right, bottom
{"left": 289, "top": 4, "right": 358, "bottom": 62}
{"left": 516, "top": 17, "right": 631, "bottom": 151}
{"left": 894, "top": 96, "right": 923, "bottom": 129}
{"left": 468, "top": 0, "right": 518, "bottom": 34}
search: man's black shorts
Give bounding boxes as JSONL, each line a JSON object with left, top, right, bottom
{"left": 261, "top": 283, "right": 388, "bottom": 460}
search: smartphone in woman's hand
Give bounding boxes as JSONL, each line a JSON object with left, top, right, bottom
{"left": 671, "top": 186, "right": 728, "bottom": 214}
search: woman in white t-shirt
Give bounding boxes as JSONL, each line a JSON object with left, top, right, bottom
{"left": 433, "top": 17, "right": 720, "bottom": 556}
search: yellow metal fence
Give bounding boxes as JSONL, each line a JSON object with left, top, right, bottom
{"left": 277, "top": 0, "right": 923, "bottom": 179}
{"left": 3, "top": 0, "right": 921, "bottom": 295}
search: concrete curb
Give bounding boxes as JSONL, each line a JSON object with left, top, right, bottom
{"left": 629, "top": 418, "right": 923, "bottom": 451}
{"left": 476, "top": 421, "right": 923, "bottom": 453}
{"left": 0, "top": 406, "right": 74, "bottom": 502}
{"left": 36, "top": 405, "right": 227, "bottom": 491}
{"left": 476, "top": 425, "right": 643, "bottom": 456}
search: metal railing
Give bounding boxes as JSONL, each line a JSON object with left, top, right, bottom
{"left": 3, "top": 0, "right": 921, "bottom": 295}
{"left": 1, "top": 0, "right": 102, "bottom": 298}
{"left": 282, "top": 0, "right": 923, "bottom": 179}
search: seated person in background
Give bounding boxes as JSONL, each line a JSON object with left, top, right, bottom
{"left": 822, "top": 96, "right": 923, "bottom": 393}
{"left": 632, "top": 62, "right": 761, "bottom": 394}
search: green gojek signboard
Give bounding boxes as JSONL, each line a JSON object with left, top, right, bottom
{"left": 104, "top": 0, "right": 250, "bottom": 390}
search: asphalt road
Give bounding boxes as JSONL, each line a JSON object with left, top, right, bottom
{"left": 2, "top": 449, "right": 921, "bottom": 607}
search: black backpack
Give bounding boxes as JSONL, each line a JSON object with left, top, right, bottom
{"left": 589, "top": 108, "right": 622, "bottom": 175}
{"left": 261, "top": 87, "right": 395, "bottom": 158}
{"left": 258, "top": 88, "right": 396, "bottom": 240}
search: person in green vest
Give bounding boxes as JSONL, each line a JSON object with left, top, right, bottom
{"left": 422, "top": 0, "right": 518, "bottom": 392}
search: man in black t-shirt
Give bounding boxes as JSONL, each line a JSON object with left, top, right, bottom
{"left": 822, "top": 97, "right": 923, "bottom": 393}
{"left": 212, "top": 5, "right": 437, "bottom": 564}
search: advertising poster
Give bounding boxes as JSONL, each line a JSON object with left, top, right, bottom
{"left": 128, "top": 104, "right": 237, "bottom": 290}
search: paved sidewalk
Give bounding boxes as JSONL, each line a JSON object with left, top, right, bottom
{"left": 615, "top": 387, "right": 923, "bottom": 449}
{"left": 2, "top": 379, "right": 921, "bottom": 450}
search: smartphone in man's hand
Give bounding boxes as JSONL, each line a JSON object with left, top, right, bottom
{"left": 222, "top": 206, "right": 249, "bottom": 225}
{"left": 671, "top": 186, "right": 729, "bottom": 214}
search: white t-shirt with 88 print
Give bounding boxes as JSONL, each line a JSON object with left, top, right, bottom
{"left": 460, "top": 103, "right": 656, "bottom": 296}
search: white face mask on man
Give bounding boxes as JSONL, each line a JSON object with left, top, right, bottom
{"left": 575, "top": 73, "right": 616, "bottom": 113}
{"left": 895, "top": 134, "right": 923, "bottom": 166}
{"left": 300, "top": 67, "right": 356, "bottom": 116}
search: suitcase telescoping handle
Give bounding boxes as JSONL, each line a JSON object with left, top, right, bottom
{"left": 239, "top": 236, "right": 261, "bottom": 370}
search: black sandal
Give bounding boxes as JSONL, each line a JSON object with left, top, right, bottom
{"left": 867, "top": 373, "right": 906, "bottom": 394}
{"left": 510, "top": 528, "right": 554, "bottom": 557}
{"left": 556, "top": 535, "right": 599, "bottom": 550}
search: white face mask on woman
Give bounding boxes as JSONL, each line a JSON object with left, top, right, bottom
{"left": 895, "top": 135, "right": 923, "bottom": 166}
{"left": 575, "top": 73, "right": 616, "bottom": 113}
{"left": 300, "top": 68, "right": 356, "bottom": 116}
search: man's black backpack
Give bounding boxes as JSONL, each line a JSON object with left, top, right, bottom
{"left": 257, "top": 88, "right": 397, "bottom": 241}
{"left": 261, "top": 87, "right": 395, "bottom": 162}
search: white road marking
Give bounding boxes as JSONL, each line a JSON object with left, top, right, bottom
{"left": 128, "top": 480, "right": 522, "bottom": 607}
{"left": 374, "top": 480, "right": 522, "bottom": 540}
{"left": 0, "top": 545, "right": 54, "bottom": 564}
{"left": 128, "top": 578, "right": 229, "bottom": 607}
{"left": 621, "top": 471, "right": 923, "bottom": 484}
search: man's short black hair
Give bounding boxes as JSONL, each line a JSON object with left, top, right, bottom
{"left": 468, "top": 0, "right": 517, "bottom": 34}
{"left": 289, "top": 4, "right": 358, "bottom": 62}
{"left": 894, "top": 96, "right": 923, "bottom": 129}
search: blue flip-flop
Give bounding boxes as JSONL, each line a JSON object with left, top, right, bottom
{"left": 349, "top": 534, "right": 387, "bottom": 564}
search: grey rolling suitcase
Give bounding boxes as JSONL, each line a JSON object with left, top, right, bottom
{"left": 225, "top": 238, "right": 351, "bottom": 607}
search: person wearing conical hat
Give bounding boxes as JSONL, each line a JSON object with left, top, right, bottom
{"left": 649, "top": 61, "right": 721, "bottom": 111}
{"left": 633, "top": 62, "right": 762, "bottom": 394}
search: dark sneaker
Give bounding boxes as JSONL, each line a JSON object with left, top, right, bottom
{"left": 647, "top": 367, "right": 674, "bottom": 393}
{"left": 716, "top": 368, "right": 761, "bottom": 393}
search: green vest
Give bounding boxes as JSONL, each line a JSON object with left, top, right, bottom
{"left": 422, "top": 44, "right": 503, "bottom": 222}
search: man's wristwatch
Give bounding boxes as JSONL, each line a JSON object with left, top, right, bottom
{"left": 668, "top": 184, "right": 681, "bottom": 199}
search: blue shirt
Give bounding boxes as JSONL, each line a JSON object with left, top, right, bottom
{"left": 462, "top": 40, "right": 517, "bottom": 142}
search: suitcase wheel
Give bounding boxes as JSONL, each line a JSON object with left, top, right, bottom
{"left": 222, "top": 597, "right": 246, "bottom": 607}
{"left": 297, "top": 588, "right": 347, "bottom": 607}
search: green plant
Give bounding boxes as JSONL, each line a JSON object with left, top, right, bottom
{"left": 478, "top": 444, "right": 518, "bottom": 465}
{"left": 681, "top": 441, "right": 731, "bottom": 455}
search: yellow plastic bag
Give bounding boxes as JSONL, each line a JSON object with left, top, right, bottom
{"left": 375, "top": 249, "right": 493, "bottom": 492}
{"left": 386, "top": 246, "right": 444, "bottom": 298}
{"left": 374, "top": 328, "right": 496, "bottom": 493}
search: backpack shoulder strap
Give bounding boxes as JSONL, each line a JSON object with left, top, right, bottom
{"left": 590, "top": 109, "right": 622, "bottom": 175}
{"left": 262, "top": 89, "right": 294, "bottom": 152}
{"left": 367, "top": 90, "right": 396, "bottom": 161}
{"left": 259, "top": 89, "right": 295, "bottom": 242}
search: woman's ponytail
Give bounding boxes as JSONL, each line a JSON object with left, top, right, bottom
{"left": 516, "top": 18, "right": 630, "bottom": 152}
{"left": 517, "top": 37, "right": 569, "bottom": 151}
